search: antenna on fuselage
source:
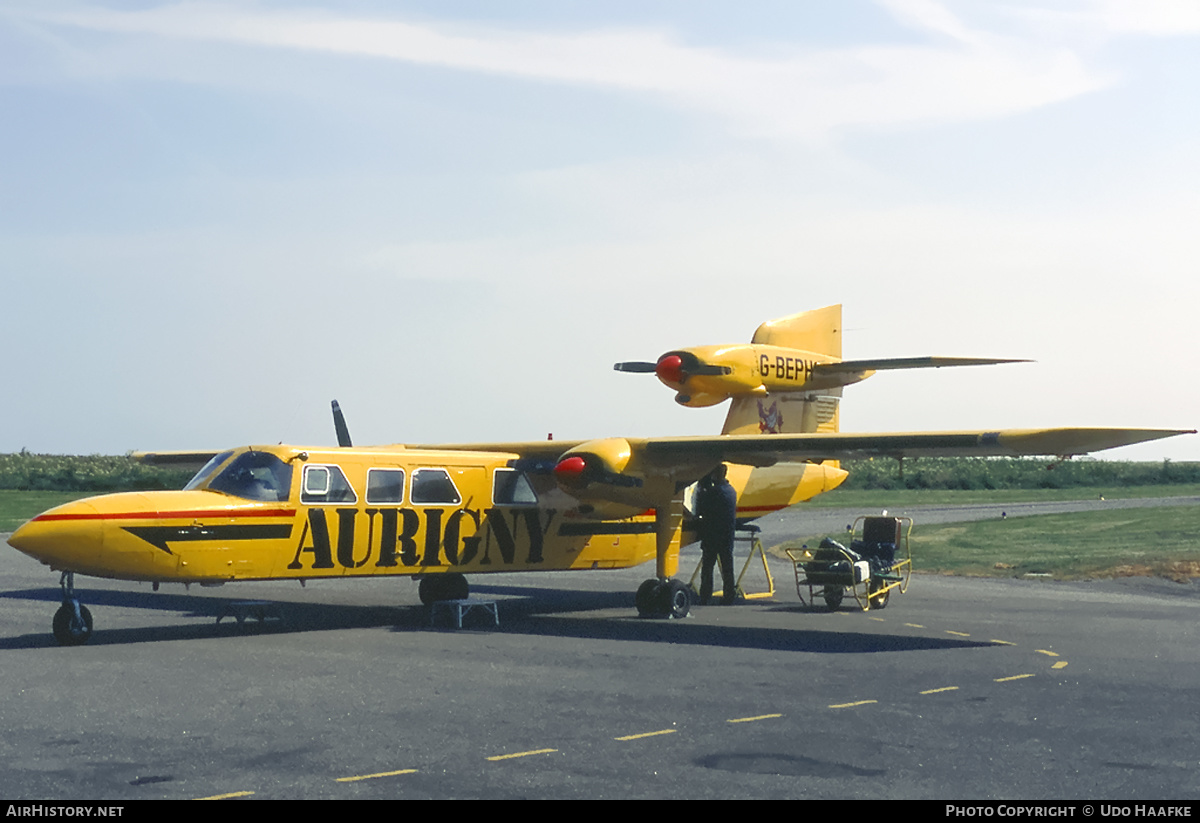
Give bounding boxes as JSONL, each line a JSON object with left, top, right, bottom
{"left": 331, "top": 400, "right": 353, "bottom": 447}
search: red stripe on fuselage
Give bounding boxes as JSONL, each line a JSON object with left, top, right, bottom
{"left": 34, "top": 508, "right": 296, "bottom": 522}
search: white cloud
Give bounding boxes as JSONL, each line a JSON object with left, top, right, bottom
{"left": 1093, "top": 0, "right": 1200, "bottom": 35}
{"left": 10, "top": 1, "right": 1118, "bottom": 139}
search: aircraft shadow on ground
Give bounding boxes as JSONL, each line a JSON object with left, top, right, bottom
{"left": 467, "top": 584, "right": 984, "bottom": 655}
{"left": 0, "top": 586, "right": 408, "bottom": 649}
{"left": 0, "top": 583, "right": 986, "bottom": 655}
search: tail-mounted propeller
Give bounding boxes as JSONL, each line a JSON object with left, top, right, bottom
{"left": 331, "top": 400, "right": 353, "bottom": 448}
{"left": 614, "top": 352, "right": 731, "bottom": 386}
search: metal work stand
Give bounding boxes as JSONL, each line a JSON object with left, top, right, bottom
{"left": 430, "top": 598, "right": 500, "bottom": 629}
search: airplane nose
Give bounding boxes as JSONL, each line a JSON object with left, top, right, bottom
{"left": 7, "top": 500, "right": 104, "bottom": 570}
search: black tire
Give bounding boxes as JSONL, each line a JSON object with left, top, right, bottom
{"left": 418, "top": 573, "right": 469, "bottom": 605}
{"left": 52, "top": 603, "right": 93, "bottom": 646}
{"left": 822, "top": 586, "right": 844, "bottom": 611}
{"left": 635, "top": 579, "right": 662, "bottom": 617}
{"left": 658, "top": 580, "right": 691, "bottom": 619}
{"left": 869, "top": 583, "right": 890, "bottom": 610}
{"left": 442, "top": 573, "right": 469, "bottom": 601}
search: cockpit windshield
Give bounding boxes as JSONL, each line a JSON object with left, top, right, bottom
{"left": 183, "top": 451, "right": 235, "bottom": 491}
{"left": 205, "top": 450, "right": 294, "bottom": 502}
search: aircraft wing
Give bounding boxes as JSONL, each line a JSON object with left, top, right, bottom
{"left": 641, "top": 427, "right": 1194, "bottom": 466}
{"left": 421, "top": 428, "right": 1192, "bottom": 464}
{"left": 132, "top": 450, "right": 222, "bottom": 467}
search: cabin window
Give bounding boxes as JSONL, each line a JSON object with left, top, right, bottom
{"left": 366, "top": 468, "right": 405, "bottom": 504}
{"left": 184, "top": 450, "right": 235, "bottom": 491}
{"left": 207, "top": 451, "right": 293, "bottom": 503}
{"left": 492, "top": 468, "right": 538, "bottom": 506}
{"left": 301, "top": 464, "right": 357, "bottom": 504}
{"left": 410, "top": 468, "right": 461, "bottom": 505}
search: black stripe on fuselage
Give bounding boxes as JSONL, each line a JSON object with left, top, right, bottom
{"left": 123, "top": 524, "right": 295, "bottom": 553}
{"left": 557, "top": 521, "right": 656, "bottom": 537}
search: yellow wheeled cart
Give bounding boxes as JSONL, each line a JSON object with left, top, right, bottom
{"left": 785, "top": 516, "right": 912, "bottom": 611}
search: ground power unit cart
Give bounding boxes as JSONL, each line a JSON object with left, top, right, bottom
{"left": 786, "top": 515, "right": 913, "bottom": 611}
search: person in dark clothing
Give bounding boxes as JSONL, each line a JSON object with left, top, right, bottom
{"left": 695, "top": 464, "right": 738, "bottom": 605}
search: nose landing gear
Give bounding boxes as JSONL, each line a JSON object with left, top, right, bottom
{"left": 52, "top": 572, "right": 93, "bottom": 646}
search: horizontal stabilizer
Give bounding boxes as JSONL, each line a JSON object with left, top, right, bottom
{"left": 812, "top": 357, "right": 1029, "bottom": 378}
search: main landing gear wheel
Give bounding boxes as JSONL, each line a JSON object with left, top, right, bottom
{"left": 635, "top": 578, "right": 690, "bottom": 619}
{"left": 822, "top": 585, "right": 844, "bottom": 611}
{"left": 418, "top": 572, "right": 469, "bottom": 606}
{"left": 635, "top": 579, "right": 661, "bottom": 616}
{"left": 659, "top": 579, "right": 691, "bottom": 619}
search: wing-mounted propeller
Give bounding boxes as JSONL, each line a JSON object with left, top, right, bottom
{"left": 548, "top": 438, "right": 668, "bottom": 519}
{"left": 552, "top": 438, "right": 641, "bottom": 490}
{"left": 331, "top": 400, "right": 353, "bottom": 447}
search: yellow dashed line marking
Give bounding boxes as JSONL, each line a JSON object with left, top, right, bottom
{"left": 487, "top": 748, "right": 558, "bottom": 761}
{"left": 196, "top": 791, "right": 255, "bottom": 800}
{"left": 615, "top": 729, "right": 677, "bottom": 741}
{"left": 336, "top": 768, "right": 418, "bottom": 783}
{"left": 727, "top": 714, "right": 783, "bottom": 724}
{"left": 215, "top": 608, "right": 1077, "bottom": 793}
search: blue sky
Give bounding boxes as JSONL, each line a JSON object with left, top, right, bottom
{"left": 1, "top": 1, "right": 1197, "bottom": 460}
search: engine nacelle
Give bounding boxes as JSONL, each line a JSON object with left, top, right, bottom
{"left": 552, "top": 438, "right": 658, "bottom": 516}
{"left": 674, "top": 391, "right": 730, "bottom": 408}
{"left": 553, "top": 438, "right": 635, "bottom": 490}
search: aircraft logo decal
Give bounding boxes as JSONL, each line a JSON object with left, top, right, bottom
{"left": 286, "top": 506, "right": 560, "bottom": 571}
{"left": 758, "top": 399, "right": 783, "bottom": 434}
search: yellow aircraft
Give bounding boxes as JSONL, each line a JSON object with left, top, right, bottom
{"left": 7, "top": 306, "right": 1192, "bottom": 645}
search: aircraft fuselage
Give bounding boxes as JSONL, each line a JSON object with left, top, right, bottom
{"left": 8, "top": 445, "right": 843, "bottom": 586}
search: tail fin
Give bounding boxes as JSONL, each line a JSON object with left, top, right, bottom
{"left": 722, "top": 305, "right": 842, "bottom": 436}
{"left": 751, "top": 304, "right": 842, "bottom": 357}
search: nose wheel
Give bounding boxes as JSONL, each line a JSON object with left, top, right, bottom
{"left": 53, "top": 572, "right": 94, "bottom": 646}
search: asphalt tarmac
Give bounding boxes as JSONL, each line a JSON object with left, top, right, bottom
{"left": 1, "top": 499, "right": 1199, "bottom": 801}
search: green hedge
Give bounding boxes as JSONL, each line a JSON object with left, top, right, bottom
{"left": 839, "top": 456, "right": 1200, "bottom": 491}
{"left": 2, "top": 452, "right": 1197, "bottom": 494}
{"left": 0, "top": 452, "right": 194, "bottom": 492}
